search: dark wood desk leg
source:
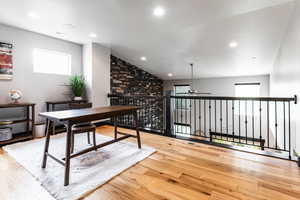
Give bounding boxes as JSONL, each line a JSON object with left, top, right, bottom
{"left": 26, "top": 106, "right": 29, "bottom": 137}
{"left": 46, "top": 103, "right": 49, "bottom": 112}
{"left": 134, "top": 112, "right": 141, "bottom": 149}
{"left": 32, "top": 105, "right": 35, "bottom": 137}
{"left": 93, "top": 130, "right": 97, "bottom": 151}
{"left": 42, "top": 119, "right": 51, "bottom": 168}
{"left": 114, "top": 117, "right": 118, "bottom": 140}
{"left": 64, "top": 122, "right": 72, "bottom": 186}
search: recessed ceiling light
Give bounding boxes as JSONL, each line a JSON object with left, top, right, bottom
{"left": 140, "top": 56, "right": 147, "bottom": 61}
{"left": 89, "top": 33, "right": 97, "bottom": 38}
{"left": 168, "top": 73, "right": 173, "bottom": 77}
{"left": 56, "top": 32, "right": 65, "bottom": 35}
{"left": 27, "top": 12, "right": 40, "bottom": 19}
{"left": 229, "top": 41, "right": 238, "bottom": 48}
{"left": 153, "top": 7, "right": 165, "bottom": 17}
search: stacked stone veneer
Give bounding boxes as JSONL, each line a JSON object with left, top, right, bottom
{"left": 110, "top": 55, "right": 164, "bottom": 132}
{"left": 110, "top": 55, "right": 163, "bottom": 96}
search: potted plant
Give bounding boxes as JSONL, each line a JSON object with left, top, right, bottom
{"left": 70, "top": 75, "right": 85, "bottom": 101}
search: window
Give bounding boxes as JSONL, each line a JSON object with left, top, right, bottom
{"left": 235, "top": 83, "right": 260, "bottom": 115}
{"left": 33, "top": 48, "right": 71, "bottom": 75}
{"left": 174, "top": 85, "right": 190, "bottom": 110}
{"left": 174, "top": 123, "right": 191, "bottom": 135}
{"left": 174, "top": 85, "right": 190, "bottom": 95}
{"left": 235, "top": 83, "right": 260, "bottom": 97}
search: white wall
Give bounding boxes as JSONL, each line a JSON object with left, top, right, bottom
{"left": 0, "top": 24, "right": 82, "bottom": 122}
{"left": 270, "top": 0, "right": 299, "bottom": 154}
{"left": 164, "top": 75, "right": 270, "bottom": 96}
{"left": 83, "top": 43, "right": 111, "bottom": 108}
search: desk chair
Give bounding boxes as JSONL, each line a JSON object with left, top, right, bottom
{"left": 68, "top": 103, "right": 97, "bottom": 153}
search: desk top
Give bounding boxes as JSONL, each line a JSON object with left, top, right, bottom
{"left": 39, "top": 105, "right": 139, "bottom": 122}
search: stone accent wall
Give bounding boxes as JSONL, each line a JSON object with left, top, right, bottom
{"left": 110, "top": 55, "right": 163, "bottom": 96}
{"left": 110, "top": 55, "right": 164, "bottom": 132}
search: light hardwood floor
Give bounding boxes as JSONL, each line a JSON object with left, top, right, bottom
{"left": 1, "top": 125, "right": 300, "bottom": 200}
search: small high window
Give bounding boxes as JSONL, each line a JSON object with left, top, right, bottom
{"left": 234, "top": 83, "right": 261, "bottom": 115}
{"left": 235, "top": 83, "right": 260, "bottom": 97}
{"left": 33, "top": 48, "right": 71, "bottom": 75}
{"left": 174, "top": 85, "right": 191, "bottom": 110}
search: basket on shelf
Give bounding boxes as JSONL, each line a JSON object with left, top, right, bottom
{"left": 0, "top": 120, "right": 13, "bottom": 142}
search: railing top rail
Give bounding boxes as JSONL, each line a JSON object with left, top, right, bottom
{"left": 108, "top": 93, "right": 297, "bottom": 103}
{"left": 170, "top": 95, "right": 297, "bottom": 103}
{"left": 108, "top": 94, "right": 166, "bottom": 99}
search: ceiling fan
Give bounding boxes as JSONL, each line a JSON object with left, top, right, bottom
{"left": 176, "top": 63, "right": 211, "bottom": 95}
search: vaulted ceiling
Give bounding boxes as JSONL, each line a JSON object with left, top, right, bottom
{"left": 0, "top": 0, "right": 295, "bottom": 79}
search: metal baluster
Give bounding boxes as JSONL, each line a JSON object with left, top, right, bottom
{"left": 283, "top": 101, "right": 286, "bottom": 151}
{"left": 245, "top": 100, "right": 248, "bottom": 144}
{"left": 288, "top": 101, "right": 291, "bottom": 160}
{"left": 176, "top": 98, "right": 178, "bottom": 127}
{"left": 126, "top": 97, "right": 129, "bottom": 126}
{"left": 209, "top": 100, "right": 212, "bottom": 137}
{"left": 267, "top": 101, "right": 270, "bottom": 148}
{"left": 252, "top": 100, "right": 255, "bottom": 145}
{"left": 204, "top": 100, "right": 207, "bottom": 137}
{"left": 199, "top": 99, "right": 202, "bottom": 136}
{"left": 214, "top": 100, "right": 217, "bottom": 136}
{"left": 150, "top": 99, "right": 153, "bottom": 130}
{"left": 239, "top": 100, "right": 241, "bottom": 143}
{"left": 260, "top": 100, "right": 263, "bottom": 150}
{"left": 175, "top": 98, "right": 178, "bottom": 133}
{"left": 180, "top": 98, "right": 182, "bottom": 127}
{"left": 275, "top": 101, "right": 278, "bottom": 149}
{"left": 185, "top": 98, "right": 187, "bottom": 134}
{"left": 226, "top": 100, "right": 228, "bottom": 141}
{"left": 220, "top": 100, "right": 222, "bottom": 140}
{"left": 232, "top": 100, "right": 235, "bottom": 142}
{"left": 194, "top": 98, "right": 196, "bottom": 136}
{"left": 122, "top": 96, "right": 125, "bottom": 126}
{"left": 190, "top": 98, "right": 192, "bottom": 135}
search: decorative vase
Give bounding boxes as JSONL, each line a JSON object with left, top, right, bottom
{"left": 74, "top": 96, "right": 83, "bottom": 101}
{"left": 9, "top": 90, "right": 22, "bottom": 103}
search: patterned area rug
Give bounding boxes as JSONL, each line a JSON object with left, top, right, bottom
{"left": 4, "top": 133, "right": 155, "bottom": 200}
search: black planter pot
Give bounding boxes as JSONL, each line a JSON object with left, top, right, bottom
{"left": 298, "top": 157, "right": 300, "bottom": 167}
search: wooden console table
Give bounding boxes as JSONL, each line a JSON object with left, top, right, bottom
{"left": 40, "top": 105, "right": 140, "bottom": 186}
{"left": 0, "top": 103, "right": 35, "bottom": 146}
{"left": 46, "top": 100, "right": 87, "bottom": 112}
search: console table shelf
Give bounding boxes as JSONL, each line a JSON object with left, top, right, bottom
{"left": 0, "top": 132, "right": 33, "bottom": 146}
{"left": 0, "top": 103, "right": 35, "bottom": 146}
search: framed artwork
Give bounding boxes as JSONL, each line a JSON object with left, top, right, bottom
{"left": 0, "top": 42, "right": 13, "bottom": 80}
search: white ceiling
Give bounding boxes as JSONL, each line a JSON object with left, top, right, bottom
{"left": 0, "top": 0, "right": 295, "bottom": 80}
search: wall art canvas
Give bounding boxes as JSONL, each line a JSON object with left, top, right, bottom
{"left": 0, "top": 42, "right": 13, "bottom": 80}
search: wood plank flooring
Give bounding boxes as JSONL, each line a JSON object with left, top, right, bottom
{"left": 1, "top": 125, "right": 300, "bottom": 200}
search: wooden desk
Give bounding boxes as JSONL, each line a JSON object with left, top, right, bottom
{"left": 0, "top": 103, "right": 35, "bottom": 146}
{"left": 39, "top": 105, "right": 140, "bottom": 186}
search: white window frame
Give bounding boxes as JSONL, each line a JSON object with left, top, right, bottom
{"left": 33, "top": 48, "right": 72, "bottom": 76}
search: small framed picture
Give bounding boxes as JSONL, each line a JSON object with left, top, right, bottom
{"left": 0, "top": 42, "right": 13, "bottom": 80}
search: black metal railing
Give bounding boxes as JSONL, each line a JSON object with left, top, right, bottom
{"left": 108, "top": 94, "right": 166, "bottom": 133}
{"left": 171, "top": 95, "right": 297, "bottom": 159}
{"left": 108, "top": 94, "right": 297, "bottom": 160}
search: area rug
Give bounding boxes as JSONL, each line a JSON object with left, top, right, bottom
{"left": 3, "top": 133, "right": 155, "bottom": 200}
